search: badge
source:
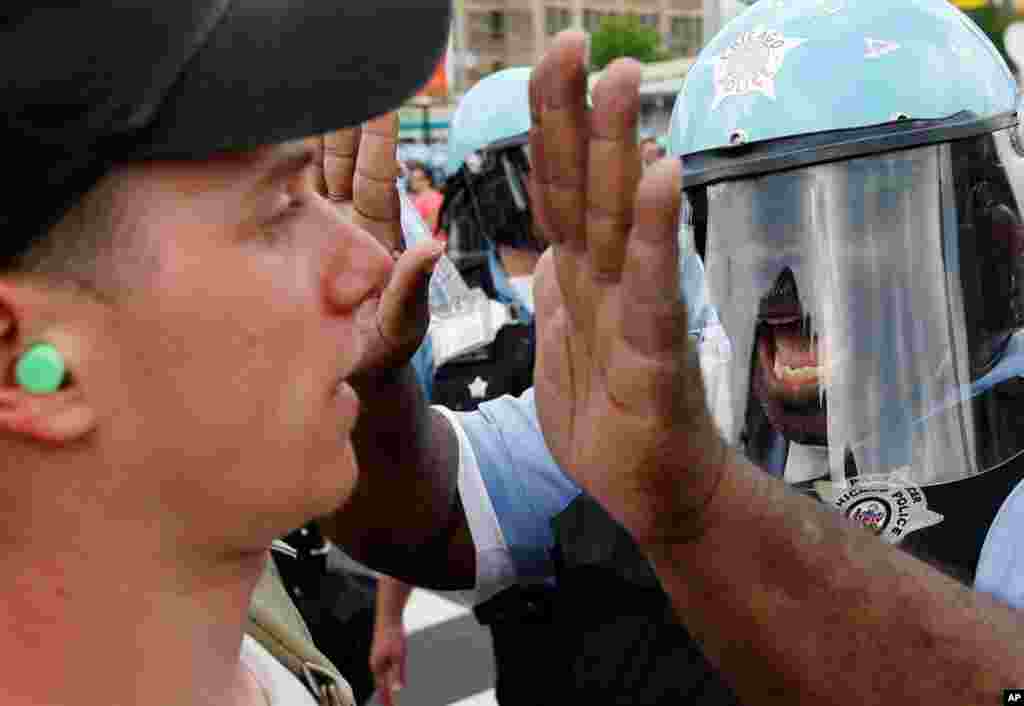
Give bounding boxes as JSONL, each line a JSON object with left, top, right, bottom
{"left": 814, "top": 470, "right": 944, "bottom": 544}
{"left": 712, "top": 27, "right": 807, "bottom": 109}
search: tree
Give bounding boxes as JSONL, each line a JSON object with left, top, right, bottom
{"left": 954, "top": 0, "right": 1017, "bottom": 67}
{"left": 589, "top": 14, "right": 663, "bottom": 71}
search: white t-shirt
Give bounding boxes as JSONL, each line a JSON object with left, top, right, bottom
{"left": 240, "top": 635, "right": 317, "bottom": 706}
{"left": 508, "top": 275, "right": 535, "bottom": 315}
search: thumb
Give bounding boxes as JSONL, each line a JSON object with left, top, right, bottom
{"left": 379, "top": 674, "right": 396, "bottom": 706}
{"left": 378, "top": 661, "right": 403, "bottom": 706}
{"left": 387, "top": 661, "right": 405, "bottom": 693}
{"left": 377, "top": 239, "right": 445, "bottom": 345}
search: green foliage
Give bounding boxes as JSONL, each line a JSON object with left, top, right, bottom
{"left": 961, "top": 4, "right": 1016, "bottom": 67}
{"left": 589, "top": 14, "right": 663, "bottom": 71}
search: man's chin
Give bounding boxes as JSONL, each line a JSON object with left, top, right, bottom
{"left": 760, "top": 398, "right": 827, "bottom": 445}
{"left": 752, "top": 366, "right": 828, "bottom": 444}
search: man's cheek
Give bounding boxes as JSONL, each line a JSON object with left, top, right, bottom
{"left": 277, "top": 364, "right": 322, "bottom": 434}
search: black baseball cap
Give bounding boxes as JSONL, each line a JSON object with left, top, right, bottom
{"left": 1, "top": 1, "right": 452, "bottom": 262}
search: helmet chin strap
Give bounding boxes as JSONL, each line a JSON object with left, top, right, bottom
{"left": 501, "top": 153, "right": 528, "bottom": 212}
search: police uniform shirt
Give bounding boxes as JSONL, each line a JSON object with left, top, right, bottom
{"left": 975, "top": 471, "right": 1024, "bottom": 606}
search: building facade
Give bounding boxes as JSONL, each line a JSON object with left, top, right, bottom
{"left": 454, "top": 0, "right": 703, "bottom": 90}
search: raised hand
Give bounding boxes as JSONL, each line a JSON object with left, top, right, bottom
{"left": 312, "top": 113, "right": 444, "bottom": 375}
{"left": 529, "top": 33, "right": 727, "bottom": 547}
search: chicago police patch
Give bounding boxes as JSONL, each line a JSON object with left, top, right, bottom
{"left": 814, "top": 471, "right": 944, "bottom": 544}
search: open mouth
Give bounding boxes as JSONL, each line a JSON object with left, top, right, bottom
{"left": 751, "top": 279, "right": 828, "bottom": 443}
{"left": 757, "top": 316, "right": 823, "bottom": 402}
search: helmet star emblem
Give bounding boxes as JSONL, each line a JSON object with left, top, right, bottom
{"left": 712, "top": 27, "right": 807, "bottom": 110}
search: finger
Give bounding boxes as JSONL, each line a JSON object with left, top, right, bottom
{"left": 619, "top": 158, "right": 688, "bottom": 357}
{"left": 323, "top": 126, "right": 361, "bottom": 202}
{"left": 531, "top": 248, "right": 559, "bottom": 325}
{"left": 377, "top": 239, "right": 445, "bottom": 345}
{"left": 354, "top": 113, "right": 403, "bottom": 251}
{"left": 587, "top": 58, "right": 642, "bottom": 281}
{"left": 531, "top": 31, "right": 595, "bottom": 342}
{"left": 389, "top": 662, "right": 405, "bottom": 694}
{"left": 379, "top": 671, "right": 396, "bottom": 706}
{"left": 528, "top": 52, "right": 551, "bottom": 240}
{"left": 305, "top": 135, "right": 328, "bottom": 197}
{"left": 371, "top": 655, "right": 386, "bottom": 682}
{"left": 526, "top": 165, "right": 557, "bottom": 247}
{"left": 537, "top": 31, "right": 589, "bottom": 251}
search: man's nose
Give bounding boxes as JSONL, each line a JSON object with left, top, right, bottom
{"left": 322, "top": 219, "right": 395, "bottom": 315}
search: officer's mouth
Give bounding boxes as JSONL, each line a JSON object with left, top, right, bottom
{"left": 752, "top": 299, "right": 828, "bottom": 444}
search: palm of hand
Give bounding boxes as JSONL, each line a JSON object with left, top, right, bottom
{"left": 528, "top": 34, "right": 724, "bottom": 547}
{"left": 532, "top": 249, "right": 716, "bottom": 546}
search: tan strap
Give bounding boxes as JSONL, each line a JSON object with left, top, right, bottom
{"left": 247, "top": 555, "right": 356, "bottom": 706}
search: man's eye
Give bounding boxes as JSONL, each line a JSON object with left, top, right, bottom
{"left": 261, "top": 196, "right": 306, "bottom": 241}
{"left": 269, "top": 195, "right": 306, "bottom": 221}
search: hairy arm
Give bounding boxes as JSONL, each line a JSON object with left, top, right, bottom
{"left": 647, "top": 453, "right": 1024, "bottom": 705}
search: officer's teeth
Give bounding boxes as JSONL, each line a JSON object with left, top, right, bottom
{"left": 774, "top": 358, "right": 822, "bottom": 382}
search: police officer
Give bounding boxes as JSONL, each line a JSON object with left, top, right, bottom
{"left": 425, "top": 67, "right": 543, "bottom": 413}
{"left": 670, "top": 0, "right": 1024, "bottom": 587}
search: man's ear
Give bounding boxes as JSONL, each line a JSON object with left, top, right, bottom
{"left": 0, "top": 283, "right": 97, "bottom": 445}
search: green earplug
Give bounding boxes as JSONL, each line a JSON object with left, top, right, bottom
{"left": 15, "top": 343, "right": 66, "bottom": 394}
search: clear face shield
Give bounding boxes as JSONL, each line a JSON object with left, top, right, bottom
{"left": 695, "top": 129, "right": 1024, "bottom": 491}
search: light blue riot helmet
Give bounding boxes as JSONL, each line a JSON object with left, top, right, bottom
{"left": 674, "top": 0, "right": 1024, "bottom": 573}
{"left": 439, "top": 67, "right": 542, "bottom": 290}
{"left": 445, "top": 67, "right": 533, "bottom": 177}
{"left": 671, "top": 0, "right": 1016, "bottom": 156}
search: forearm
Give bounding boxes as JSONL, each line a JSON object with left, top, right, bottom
{"left": 321, "top": 364, "right": 461, "bottom": 577}
{"left": 375, "top": 575, "right": 415, "bottom": 628}
{"left": 647, "top": 453, "right": 1024, "bottom": 705}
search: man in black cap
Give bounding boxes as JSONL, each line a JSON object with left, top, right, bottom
{"left": 0, "top": 3, "right": 450, "bottom": 705}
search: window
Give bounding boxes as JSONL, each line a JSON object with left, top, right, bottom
{"left": 546, "top": 6, "right": 572, "bottom": 35}
{"left": 489, "top": 10, "right": 505, "bottom": 39}
{"left": 638, "top": 13, "right": 659, "bottom": 28}
{"left": 670, "top": 15, "right": 703, "bottom": 55}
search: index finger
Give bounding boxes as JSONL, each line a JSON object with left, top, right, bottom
{"left": 535, "top": 31, "right": 589, "bottom": 250}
